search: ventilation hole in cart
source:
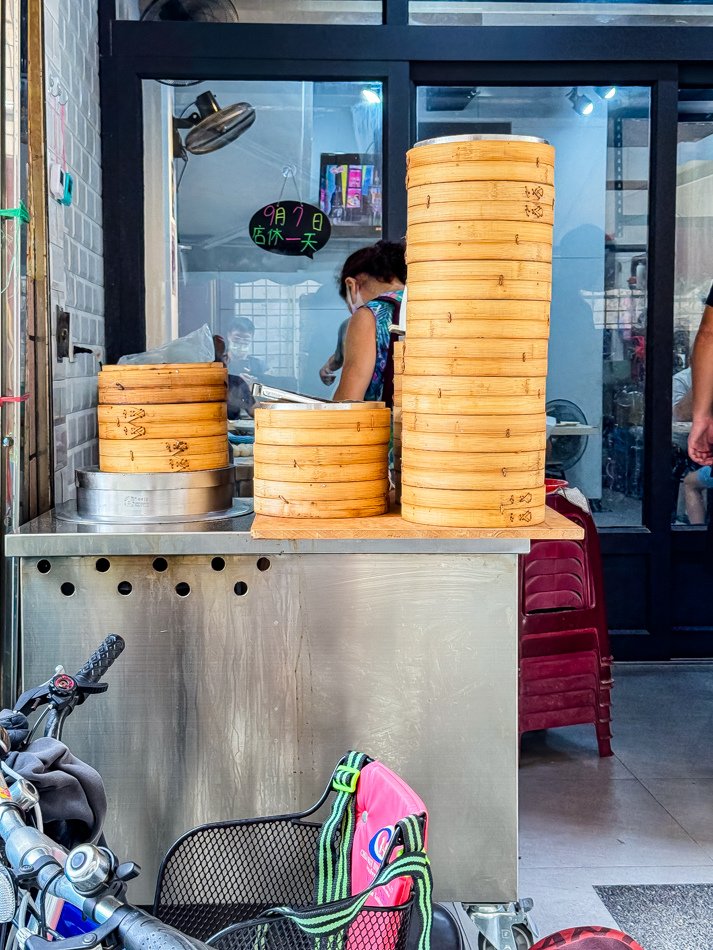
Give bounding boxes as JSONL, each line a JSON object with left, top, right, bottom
{"left": 256, "top": 557, "right": 271, "bottom": 572}
{"left": 234, "top": 581, "right": 248, "bottom": 596}
{"left": 175, "top": 582, "right": 191, "bottom": 597}
{"left": 37, "top": 560, "right": 51, "bottom": 574}
{"left": 60, "top": 583, "right": 75, "bottom": 597}
{"left": 117, "top": 581, "right": 133, "bottom": 596}
{"left": 211, "top": 557, "right": 226, "bottom": 572}
{"left": 153, "top": 557, "right": 168, "bottom": 572}
{"left": 95, "top": 558, "right": 111, "bottom": 573}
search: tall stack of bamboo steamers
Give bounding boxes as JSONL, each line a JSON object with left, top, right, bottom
{"left": 252, "top": 133, "right": 554, "bottom": 527}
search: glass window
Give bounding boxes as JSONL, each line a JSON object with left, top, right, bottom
{"left": 143, "top": 79, "right": 383, "bottom": 398}
{"left": 410, "top": 1, "right": 713, "bottom": 26}
{"left": 120, "top": 1, "right": 381, "bottom": 23}
{"left": 672, "top": 90, "right": 713, "bottom": 526}
{"left": 416, "top": 86, "right": 650, "bottom": 527}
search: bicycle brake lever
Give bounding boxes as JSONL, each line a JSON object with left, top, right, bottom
{"left": 25, "top": 915, "right": 121, "bottom": 950}
{"left": 14, "top": 682, "right": 52, "bottom": 716}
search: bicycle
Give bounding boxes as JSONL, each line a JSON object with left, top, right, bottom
{"left": 0, "top": 634, "right": 211, "bottom": 950}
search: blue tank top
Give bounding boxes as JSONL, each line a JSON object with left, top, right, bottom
{"left": 363, "top": 290, "right": 404, "bottom": 402}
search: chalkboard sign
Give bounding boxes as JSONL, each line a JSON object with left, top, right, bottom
{"left": 249, "top": 201, "right": 331, "bottom": 258}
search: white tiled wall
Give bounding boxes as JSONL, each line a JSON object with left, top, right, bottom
{"left": 44, "top": 0, "right": 104, "bottom": 501}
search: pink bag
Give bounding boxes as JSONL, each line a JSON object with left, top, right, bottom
{"left": 350, "top": 761, "right": 428, "bottom": 907}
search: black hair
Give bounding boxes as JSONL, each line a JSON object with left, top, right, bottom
{"left": 338, "top": 240, "right": 407, "bottom": 299}
{"left": 228, "top": 317, "right": 255, "bottom": 336}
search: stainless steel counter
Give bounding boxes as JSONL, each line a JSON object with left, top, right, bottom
{"left": 6, "top": 508, "right": 531, "bottom": 556}
{"left": 8, "top": 506, "right": 527, "bottom": 910}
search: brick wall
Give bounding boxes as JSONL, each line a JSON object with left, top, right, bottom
{"left": 44, "top": 0, "right": 104, "bottom": 501}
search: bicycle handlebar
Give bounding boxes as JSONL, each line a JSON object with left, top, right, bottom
{"left": 74, "top": 635, "right": 126, "bottom": 686}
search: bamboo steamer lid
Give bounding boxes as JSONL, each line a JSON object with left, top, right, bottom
{"left": 402, "top": 392, "right": 545, "bottom": 414}
{"left": 403, "top": 448, "right": 544, "bottom": 473}
{"left": 254, "top": 477, "right": 389, "bottom": 501}
{"left": 407, "top": 181, "right": 554, "bottom": 209}
{"left": 406, "top": 318, "right": 550, "bottom": 341}
{"left": 406, "top": 241, "right": 553, "bottom": 264}
{"left": 402, "top": 427, "right": 545, "bottom": 453}
{"left": 408, "top": 259, "right": 551, "bottom": 284}
{"left": 99, "top": 434, "right": 227, "bottom": 459}
{"left": 405, "top": 357, "right": 548, "bottom": 378}
{"left": 255, "top": 496, "right": 388, "bottom": 519}
{"left": 407, "top": 135, "right": 555, "bottom": 168}
{"left": 98, "top": 402, "right": 227, "bottom": 440}
{"left": 255, "top": 461, "right": 388, "bottom": 484}
{"left": 255, "top": 425, "right": 391, "bottom": 447}
{"left": 408, "top": 201, "right": 555, "bottom": 227}
{"left": 402, "top": 466, "right": 543, "bottom": 490}
{"left": 99, "top": 363, "right": 227, "bottom": 405}
{"left": 408, "top": 220, "right": 553, "bottom": 246}
{"left": 406, "top": 161, "right": 553, "bottom": 188}
{"left": 406, "top": 298, "right": 550, "bottom": 322}
{"left": 254, "top": 405, "right": 388, "bottom": 428}
{"left": 254, "top": 444, "right": 387, "bottom": 466}
{"left": 408, "top": 279, "right": 552, "bottom": 302}
{"left": 402, "top": 412, "right": 543, "bottom": 435}
{"left": 405, "top": 339, "right": 548, "bottom": 360}
{"left": 401, "top": 503, "right": 545, "bottom": 528}
{"left": 402, "top": 484, "right": 546, "bottom": 511}
{"left": 99, "top": 451, "right": 230, "bottom": 474}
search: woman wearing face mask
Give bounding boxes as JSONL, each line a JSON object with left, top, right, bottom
{"left": 333, "top": 240, "right": 406, "bottom": 405}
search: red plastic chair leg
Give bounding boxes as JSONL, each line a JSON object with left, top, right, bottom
{"left": 596, "top": 719, "right": 613, "bottom": 757}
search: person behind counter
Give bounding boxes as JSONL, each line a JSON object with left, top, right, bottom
{"left": 332, "top": 240, "right": 406, "bottom": 405}
{"left": 319, "top": 318, "right": 350, "bottom": 386}
{"left": 226, "top": 318, "right": 266, "bottom": 379}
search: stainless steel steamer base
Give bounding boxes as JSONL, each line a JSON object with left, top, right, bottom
{"left": 61, "top": 465, "right": 242, "bottom": 524}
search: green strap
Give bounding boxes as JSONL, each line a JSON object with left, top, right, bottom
{"left": 314, "top": 751, "right": 368, "bottom": 907}
{"left": 0, "top": 202, "right": 30, "bottom": 224}
{"left": 273, "top": 815, "right": 433, "bottom": 950}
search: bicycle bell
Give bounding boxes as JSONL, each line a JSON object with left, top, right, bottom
{"left": 65, "top": 844, "right": 113, "bottom": 895}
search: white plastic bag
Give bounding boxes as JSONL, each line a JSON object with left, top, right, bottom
{"left": 118, "top": 325, "right": 215, "bottom": 365}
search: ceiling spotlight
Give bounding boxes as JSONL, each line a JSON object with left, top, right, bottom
{"left": 361, "top": 87, "right": 382, "bottom": 105}
{"left": 595, "top": 86, "right": 617, "bottom": 100}
{"left": 568, "top": 87, "right": 595, "bottom": 117}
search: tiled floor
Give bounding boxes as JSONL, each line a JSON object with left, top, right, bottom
{"left": 519, "top": 662, "right": 713, "bottom": 938}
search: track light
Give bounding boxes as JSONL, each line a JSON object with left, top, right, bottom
{"left": 361, "top": 87, "right": 381, "bottom": 105}
{"left": 568, "top": 87, "right": 595, "bottom": 117}
{"left": 595, "top": 86, "right": 617, "bottom": 101}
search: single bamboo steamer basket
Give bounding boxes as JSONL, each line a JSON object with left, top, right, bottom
{"left": 402, "top": 427, "right": 545, "bottom": 453}
{"left": 99, "top": 451, "right": 230, "bottom": 474}
{"left": 406, "top": 298, "right": 550, "bottom": 322}
{"left": 408, "top": 259, "right": 551, "bottom": 284}
{"left": 100, "top": 362, "right": 226, "bottom": 381}
{"left": 408, "top": 279, "right": 552, "bottom": 302}
{"left": 254, "top": 477, "right": 389, "bottom": 501}
{"left": 402, "top": 412, "right": 543, "bottom": 435}
{"left": 407, "top": 137, "right": 555, "bottom": 168}
{"left": 402, "top": 392, "right": 545, "bottom": 415}
{"left": 406, "top": 161, "right": 553, "bottom": 188}
{"left": 405, "top": 338, "right": 548, "bottom": 360}
{"left": 99, "top": 434, "right": 227, "bottom": 459}
{"left": 405, "top": 357, "right": 548, "bottom": 378}
{"left": 254, "top": 444, "right": 387, "bottom": 466}
{"left": 406, "top": 241, "right": 553, "bottom": 264}
{"left": 394, "top": 341, "right": 405, "bottom": 364}
{"left": 402, "top": 466, "right": 544, "bottom": 490}
{"left": 98, "top": 403, "right": 227, "bottom": 440}
{"left": 404, "top": 448, "right": 544, "bottom": 473}
{"left": 407, "top": 181, "right": 554, "bottom": 208}
{"left": 255, "top": 461, "right": 389, "bottom": 484}
{"left": 408, "top": 220, "right": 553, "bottom": 246}
{"left": 402, "top": 376, "right": 545, "bottom": 398}
{"left": 401, "top": 503, "right": 546, "bottom": 528}
{"left": 99, "top": 385, "right": 228, "bottom": 406}
{"left": 406, "top": 318, "right": 550, "bottom": 341}
{"left": 408, "top": 201, "right": 555, "bottom": 227}
{"left": 402, "top": 484, "right": 546, "bottom": 511}
{"left": 255, "top": 405, "right": 387, "bottom": 429}
{"left": 255, "top": 497, "right": 388, "bottom": 519}
{"left": 255, "top": 425, "right": 391, "bottom": 447}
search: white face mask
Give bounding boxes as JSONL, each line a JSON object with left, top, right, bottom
{"left": 346, "top": 282, "right": 364, "bottom": 315}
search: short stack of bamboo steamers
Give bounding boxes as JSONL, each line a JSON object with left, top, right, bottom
{"left": 401, "top": 134, "right": 555, "bottom": 528}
